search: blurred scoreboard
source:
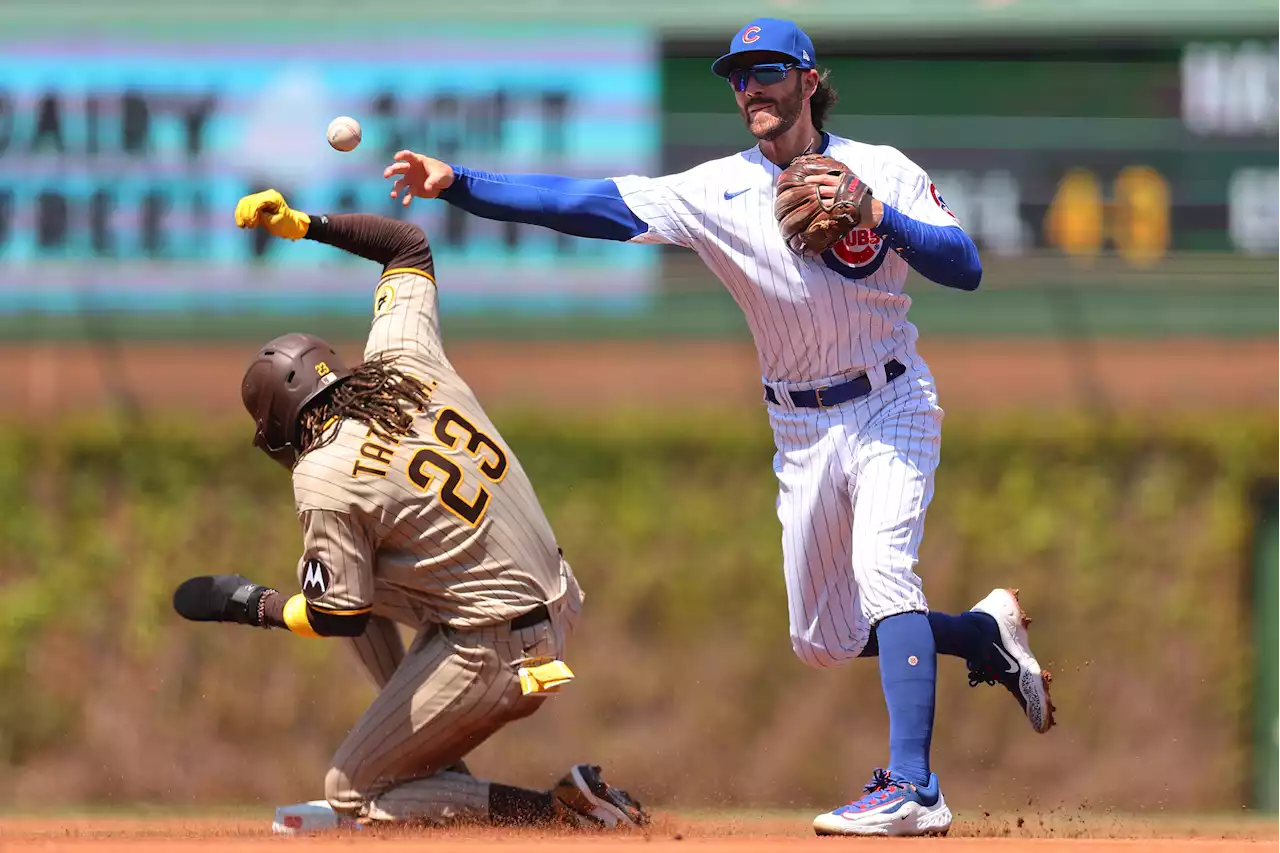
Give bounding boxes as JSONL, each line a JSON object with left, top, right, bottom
{"left": 665, "top": 36, "right": 1279, "bottom": 266}
{"left": 0, "top": 28, "right": 660, "bottom": 317}
{"left": 0, "top": 24, "right": 1272, "bottom": 333}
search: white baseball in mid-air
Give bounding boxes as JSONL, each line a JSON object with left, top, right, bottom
{"left": 326, "top": 116, "right": 362, "bottom": 152}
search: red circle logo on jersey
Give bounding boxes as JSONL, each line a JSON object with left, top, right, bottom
{"left": 830, "top": 228, "right": 885, "bottom": 267}
{"left": 742, "top": 26, "right": 761, "bottom": 43}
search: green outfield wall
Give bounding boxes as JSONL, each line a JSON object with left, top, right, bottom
{"left": 2, "top": 0, "right": 1274, "bottom": 36}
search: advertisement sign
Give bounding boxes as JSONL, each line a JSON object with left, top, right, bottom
{"left": 0, "top": 31, "right": 659, "bottom": 316}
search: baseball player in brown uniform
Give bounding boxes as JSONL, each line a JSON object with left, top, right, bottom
{"left": 171, "top": 189, "right": 647, "bottom": 831}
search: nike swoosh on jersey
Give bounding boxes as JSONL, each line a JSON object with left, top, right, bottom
{"left": 723, "top": 187, "right": 751, "bottom": 200}
{"left": 993, "top": 643, "right": 1019, "bottom": 674}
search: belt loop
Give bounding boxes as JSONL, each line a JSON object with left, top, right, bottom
{"left": 866, "top": 362, "right": 888, "bottom": 391}
{"left": 763, "top": 379, "right": 787, "bottom": 410}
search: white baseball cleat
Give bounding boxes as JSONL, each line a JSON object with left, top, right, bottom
{"left": 813, "top": 769, "right": 952, "bottom": 837}
{"left": 969, "top": 587, "right": 1056, "bottom": 733}
{"left": 551, "top": 764, "right": 649, "bottom": 829}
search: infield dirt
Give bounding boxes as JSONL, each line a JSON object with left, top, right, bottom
{"left": 0, "top": 813, "right": 1275, "bottom": 852}
{"left": 3, "top": 338, "right": 1274, "bottom": 415}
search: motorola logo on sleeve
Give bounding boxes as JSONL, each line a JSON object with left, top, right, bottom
{"left": 301, "top": 558, "right": 331, "bottom": 600}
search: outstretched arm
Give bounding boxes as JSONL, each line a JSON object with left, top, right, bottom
{"left": 171, "top": 574, "right": 372, "bottom": 638}
{"left": 381, "top": 150, "right": 650, "bottom": 242}
{"left": 306, "top": 213, "right": 433, "bottom": 275}
{"left": 234, "top": 189, "right": 434, "bottom": 276}
{"left": 172, "top": 511, "right": 376, "bottom": 639}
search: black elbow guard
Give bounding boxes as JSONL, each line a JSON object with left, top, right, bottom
{"left": 310, "top": 607, "right": 372, "bottom": 637}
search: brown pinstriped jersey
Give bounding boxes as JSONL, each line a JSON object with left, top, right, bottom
{"left": 289, "top": 268, "right": 566, "bottom": 629}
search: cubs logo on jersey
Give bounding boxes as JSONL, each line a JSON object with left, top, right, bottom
{"left": 929, "top": 183, "right": 958, "bottom": 221}
{"left": 822, "top": 228, "right": 889, "bottom": 280}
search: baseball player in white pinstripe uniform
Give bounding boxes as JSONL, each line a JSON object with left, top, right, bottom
{"left": 383, "top": 17, "right": 1055, "bottom": 837}
{"left": 171, "top": 191, "right": 647, "bottom": 832}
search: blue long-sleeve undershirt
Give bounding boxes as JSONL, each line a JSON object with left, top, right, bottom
{"left": 438, "top": 166, "right": 647, "bottom": 241}
{"left": 438, "top": 164, "right": 982, "bottom": 291}
{"left": 872, "top": 203, "right": 983, "bottom": 291}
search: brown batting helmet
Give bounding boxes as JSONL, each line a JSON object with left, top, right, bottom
{"left": 241, "top": 333, "right": 352, "bottom": 468}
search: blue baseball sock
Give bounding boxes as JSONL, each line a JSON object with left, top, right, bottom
{"left": 874, "top": 612, "right": 937, "bottom": 786}
{"left": 925, "top": 611, "right": 993, "bottom": 661}
{"left": 859, "top": 610, "right": 993, "bottom": 661}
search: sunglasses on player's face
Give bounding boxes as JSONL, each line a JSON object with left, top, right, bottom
{"left": 728, "top": 63, "right": 796, "bottom": 92}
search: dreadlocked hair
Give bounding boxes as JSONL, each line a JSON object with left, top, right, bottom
{"left": 300, "top": 355, "right": 434, "bottom": 454}
{"left": 810, "top": 68, "right": 839, "bottom": 132}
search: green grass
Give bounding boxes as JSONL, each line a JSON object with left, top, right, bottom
{"left": 0, "top": 413, "right": 1273, "bottom": 812}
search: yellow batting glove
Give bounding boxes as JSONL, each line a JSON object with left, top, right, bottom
{"left": 234, "top": 189, "right": 311, "bottom": 241}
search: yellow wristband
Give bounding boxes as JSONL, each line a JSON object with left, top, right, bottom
{"left": 282, "top": 594, "right": 321, "bottom": 638}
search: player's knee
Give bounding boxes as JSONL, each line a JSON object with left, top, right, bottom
{"left": 324, "top": 765, "right": 365, "bottom": 816}
{"left": 790, "top": 634, "right": 860, "bottom": 669}
{"left": 361, "top": 771, "right": 489, "bottom": 824}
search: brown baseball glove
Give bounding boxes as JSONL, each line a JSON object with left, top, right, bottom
{"left": 774, "top": 154, "right": 873, "bottom": 255}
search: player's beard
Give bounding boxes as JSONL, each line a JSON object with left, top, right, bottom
{"left": 741, "top": 76, "right": 804, "bottom": 141}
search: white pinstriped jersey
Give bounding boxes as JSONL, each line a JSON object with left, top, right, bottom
{"left": 613, "top": 134, "right": 961, "bottom": 384}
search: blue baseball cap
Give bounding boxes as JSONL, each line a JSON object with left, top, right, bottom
{"left": 711, "top": 18, "right": 817, "bottom": 78}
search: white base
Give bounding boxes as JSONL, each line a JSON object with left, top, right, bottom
{"left": 272, "top": 800, "right": 356, "bottom": 835}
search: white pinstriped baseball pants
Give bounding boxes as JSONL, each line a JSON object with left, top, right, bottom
{"left": 766, "top": 351, "right": 943, "bottom": 669}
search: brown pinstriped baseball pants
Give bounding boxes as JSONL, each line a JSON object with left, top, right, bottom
{"left": 325, "top": 572, "right": 583, "bottom": 822}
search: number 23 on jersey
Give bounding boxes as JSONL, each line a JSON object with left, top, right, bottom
{"left": 407, "top": 408, "right": 508, "bottom": 526}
